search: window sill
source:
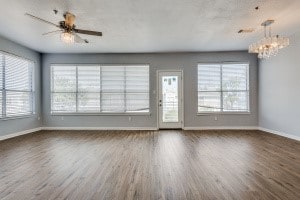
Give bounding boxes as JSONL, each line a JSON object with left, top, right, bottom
{"left": 0, "top": 114, "right": 36, "bottom": 121}
{"left": 51, "top": 112, "right": 151, "bottom": 116}
{"left": 197, "top": 112, "right": 251, "bottom": 116}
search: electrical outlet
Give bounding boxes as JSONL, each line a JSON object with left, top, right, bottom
{"left": 214, "top": 116, "right": 218, "bottom": 121}
{"left": 61, "top": 116, "right": 64, "bottom": 121}
{"left": 37, "top": 116, "right": 41, "bottom": 121}
{"left": 129, "top": 117, "right": 132, "bottom": 122}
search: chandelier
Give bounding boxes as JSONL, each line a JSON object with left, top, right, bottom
{"left": 249, "top": 20, "right": 289, "bottom": 59}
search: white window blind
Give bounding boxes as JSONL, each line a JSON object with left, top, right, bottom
{"left": 78, "top": 66, "right": 101, "bottom": 112}
{"left": 0, "top": 55, "right": 3, "bottom": 118}
{"left": 51, "top": 65, "right": 149, "bottom": 113}
{"left": 51, "top": 66, "right": 76, "bottom": 113}
{"left": 101, "top": 66, "right": 125, "bottom": 112}
{"left": 0, "top": 52, "right": 34, "bottom": 118}
{"left": 198, "top": 63, "right": 249, "bottom": 113}
{"left": 125, "top": 66, "right": 149, "bottom": 113}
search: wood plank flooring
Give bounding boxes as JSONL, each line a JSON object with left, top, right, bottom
{"left": 0, "top": 130, "right": 300, "bottom": 200}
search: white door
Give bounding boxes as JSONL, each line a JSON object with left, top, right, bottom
{"left": 158, "top": 71, "right": 183, "bottom": 129}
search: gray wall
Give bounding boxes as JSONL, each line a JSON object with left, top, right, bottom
{"left": 0, "top": 35, "right": 42, "bottom": 136}
{"left": 42, "top": 52, "right": 258, "bottom": 128}
{"left": 259, "top": 31, "right": 300, "bottom": 137}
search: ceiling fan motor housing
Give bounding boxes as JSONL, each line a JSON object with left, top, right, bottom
{"left": 59, "top": 21, "right": 76, "bottom": 33}
{"left": 60, "top": 12, "right": 76, "bottom": 33}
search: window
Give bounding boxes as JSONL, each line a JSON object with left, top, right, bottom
{"left": 198, "top": 63, "right": 249, "bottom": 113}
{"left": 51, "top": 65, "right": 149, "bottom": 114}
{"left": 0, "top": 51, "right": 34, "bottom": 118}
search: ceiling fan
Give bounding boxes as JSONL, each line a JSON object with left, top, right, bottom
{"left": 25, "top": 12, "right": 102, "bottom": 44}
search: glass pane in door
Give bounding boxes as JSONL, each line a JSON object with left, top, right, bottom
{"left": 162, "top": 76, "right": 178, "bottom": 122}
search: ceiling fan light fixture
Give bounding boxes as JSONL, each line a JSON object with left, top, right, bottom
{"left": 60, "top": 32, "right": 75, "bottom": 44}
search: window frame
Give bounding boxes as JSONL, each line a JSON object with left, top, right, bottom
{"left": 0, "top": 51, "right": 35, "bottom": 120}
{"left": 197, "top": 62, "right": 250, "bottom": 115}
{"left": 50, "top": 64, "right": 151, "bottom": 115}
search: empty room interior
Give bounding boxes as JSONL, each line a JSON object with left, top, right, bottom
{"left": 0, "top": 0, "right": 300, "bottom": 199}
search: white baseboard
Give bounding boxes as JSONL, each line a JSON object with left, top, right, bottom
{"left": 2, "top": 126, "right": 299, "bottom": 142}
{"left": 258, "top": 127, "right": 300, "bottom": 141}
{"left": 45, "top": 126, "right": 257, "bottom": 131}
{"left": 42, "top": 127, "right": 158, "bottom": 131}
{"left": 0, "top": 127, "right": 42, "bottom": 141}
{"left": 183, "top": 126, "right": 258, "bottom": 130}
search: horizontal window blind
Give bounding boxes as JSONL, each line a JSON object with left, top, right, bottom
{"left": 101, "top": 66, "right": 125, "bottom": 112}
{"left": 0, "top": 51, "right": 34, "bottom": 118}
{"left": 78, "top": 66, "right": 101, "bottom": 112}
{"left": 51, "top": 66, "right": 76, "bottom": 113}
{"left": 0, "top": 55, "right": 2, "bottom": 118}
{"left": 51, "top": 65, "right": 149, "bottom": 113}
{"left": 198, "top": 63, "right": 249, "bottom": 113}
{"left": 126, "top": 66, "right": 149, "bottom": 112}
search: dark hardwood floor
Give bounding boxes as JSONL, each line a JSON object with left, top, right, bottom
{"left": 0, "top": 130, "right": 299, "bottom": 200}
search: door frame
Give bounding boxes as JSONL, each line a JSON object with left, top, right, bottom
{"left": 156, "top": 70, "right": 184, "bottom": 129}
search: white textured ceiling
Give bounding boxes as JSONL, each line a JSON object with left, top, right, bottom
{"left": 0, "top": 0, "right": 300, "bottom": 53}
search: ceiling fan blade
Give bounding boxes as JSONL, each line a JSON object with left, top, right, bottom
{"left": 74, "top": 29, "right": 102, "bottom": 36}
{"left": 25, "top": 13, "right": 60, "bottom": 28}
{"left": 74, "top": 33, "right": 89, "bottom": 43}
{"left": 42, "top": 30, "right": 62, "bottom": 36}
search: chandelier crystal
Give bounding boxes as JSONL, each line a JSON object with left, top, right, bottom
{"left": 249, "top": 20, "right": 289, "bottom": 59}
{"left": 60, "top": 32, "right": 75, "bottom": 44}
